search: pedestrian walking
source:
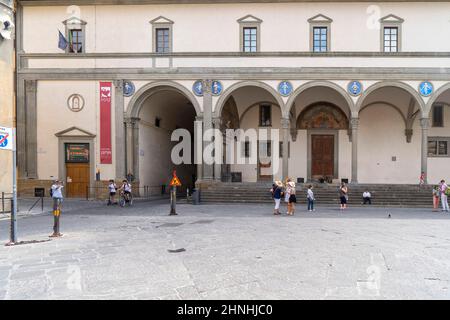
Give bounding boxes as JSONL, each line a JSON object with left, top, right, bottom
{"left": 432, "top": 185, "right": 440, "bottom": 212}
{"left": 307, "top": 185, "right": 315, "bottom": 212}
{"left": 50, "top": 180, "right": 64, "bottom": 237}
{"left": 439, "top": 180, "right": 449, "bottom": 212}
{"left": 270, "top": 181, "right": 283, "bottom": 215}
{"left": 287, "top": 180, "right": 297, "bottom": 215}
{"left": 339, "top": 182, "right": 348, "bottom": 210}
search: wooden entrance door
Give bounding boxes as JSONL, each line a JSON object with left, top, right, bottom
{"left": 66, "top": 163, "right": 90, "bottom": 198}
{"left": 311, "top": 135, "right": 334, "bottom": 178}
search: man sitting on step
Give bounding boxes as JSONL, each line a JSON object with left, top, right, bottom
{"left": 362, "top": 190, "right": 372, "bottom": 205}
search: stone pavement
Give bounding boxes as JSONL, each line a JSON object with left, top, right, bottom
{"left": 1, "top": 201, "right": 450, "bottom": 300}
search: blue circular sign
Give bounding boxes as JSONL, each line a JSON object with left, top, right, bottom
{"left": 211, "top": 81, "right": 223, "bottom": 96}
{"left": 0, "top": 135, "right": 8, "bottom": 148}
{"left": 348, "top": 81, "right": 363, "bottom": 96}
{"left": 278, "top": 81, "right": 293, "bottom": 97}
{"left": 123, "top": 80, "right": 135, "bottom": 97}
{"left": 419, "top": 81, "right": 433, "bottom": 97}
{"left": 193, "top": 80, "right": 203, "bottom": 96}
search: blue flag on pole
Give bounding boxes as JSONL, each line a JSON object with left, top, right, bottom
{"left": 58, "top": 30, "right": 68, "bottom": 50}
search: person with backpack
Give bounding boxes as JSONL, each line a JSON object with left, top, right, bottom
{"left": 270, "top": 181, "right": 283, "bottom": 215}
{"left": 439, "top": 180, "right": 449, "bottom": 212}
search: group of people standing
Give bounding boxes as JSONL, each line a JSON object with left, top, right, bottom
{"left": 433, "top": 179, "right": 450, "bottom": 212}
{"left": 270, "top": 179, "right": 298, "bottom": 215}
{"left": 270, "top": 181, "right": 351, "bottom": 214}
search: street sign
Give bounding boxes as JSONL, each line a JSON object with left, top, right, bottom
{"left": 0, "top": 126, "right": 13, "bottom": 150}
{"left": 170, "top": 174, "right": 182, "bottom": 187}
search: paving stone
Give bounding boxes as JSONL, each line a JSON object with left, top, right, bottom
{"left": 1, "top": 201, "right": 450, "bottom": 299}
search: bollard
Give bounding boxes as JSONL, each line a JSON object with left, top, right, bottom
{"left": 86, "top": 186, "right": 89, "bottom": 200}
{"left": 169, "top": 185, "right": 177, "bottom": 215}
{"left": 1, "top": 192, "right": 4, "bottom": 214}
{"left": 41, "top": 196, "right": 44, "bottom": 212}
{"left": 50, "top": 198, "right": 62, "bottom": 237}
{"left": 9, "top": 198, "right": 17, "bottom": 244}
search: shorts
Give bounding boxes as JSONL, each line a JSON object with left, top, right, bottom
{"left": 340, "top": 196, "right": 347, "bottom": 204}
{"left": 289, "top": 194, "right": 297, "bottom": 203}
{"left": 124, "top": 190, "right": 131, "bottom": 195}
{"left": 110, "top": 192, "right": 116, "bottom": 196}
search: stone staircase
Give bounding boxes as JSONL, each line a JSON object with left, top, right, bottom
{"left": 200, "top": 182, "right": 433, "bottom": 207}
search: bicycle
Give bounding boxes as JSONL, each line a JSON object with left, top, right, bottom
{"left": 119, "top": 191, "right": 133, "bottom": 207}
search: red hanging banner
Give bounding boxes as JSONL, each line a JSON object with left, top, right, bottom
{"left": 99, "top": 82, "right": 112, "bottom": 164}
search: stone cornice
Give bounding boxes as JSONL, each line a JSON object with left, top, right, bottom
{"left": 18, "top": 0, "right": 450, "bottom": 6}
{"left": 19, "top": 51, "right": 450, "bottom": 59}
{"left": 16, "top": 67, "right": 450, "bottom": 81}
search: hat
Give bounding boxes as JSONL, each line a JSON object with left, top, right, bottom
{"left": 275, "top": 180, "right": 283, "bottom": 187}
{"left": 288, "top": 181, "right": 296, "bottom": 188}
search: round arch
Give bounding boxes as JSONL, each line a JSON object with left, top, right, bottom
{"left": 284, "top": 80, "right": 355, "bottom": 119}
{"left": 355, "top": 81, "right": 425, "bottom": 116}
{"left": 425, "top": 82, "right": 450, "bottom": 118}
{"left": 126, "top": 80, "right": 202, "bottom": 118}
{"left": 359, "top": 101, "right": 408, "bottom": 127}
{"left": 213, "top": 80, "right": 285, "bottom": 119}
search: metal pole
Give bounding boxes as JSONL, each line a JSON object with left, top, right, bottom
{"left": 169, "top": 185, "right": 177, "bottom": 215}
{"left": 41, "top": 196, "right": 43, "bottom": 212}
{"left": 10, "top": 128, "right": 18, "bottom": 244}
{"left": 1, "top": 192, "right": 4, "bottom": 214}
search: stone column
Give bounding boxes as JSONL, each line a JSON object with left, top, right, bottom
{"left": 194, "top": 116, "right": 203, "bottom": 182}
{"left": 281, "top": 117, "right": 290, "bottom": 181}
{"left": 202, "top": 80, "right": 214, "bottom": 181}
{"left": 113, "top": 80, "right": 125, "bottom": 179}
{"left": 25, "top": 79, "right": 37, "bottom": 178}
{"left": 124, "top": 117, "right": 140, "bottom": 181}
{"left": 350, "top": 118, "right": 359, "bottom": 184}
{"left": 420, "top": 118, "right": 429, "bottom": 184}
{"left": 132, "top": 117, "right": 140, "bottom": 182}
{"left": 212, "top": 117, "right": 222, "bottom": 182}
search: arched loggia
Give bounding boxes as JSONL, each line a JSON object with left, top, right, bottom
{"left": 124, "top": 81, "right": 201, "bottom": 193}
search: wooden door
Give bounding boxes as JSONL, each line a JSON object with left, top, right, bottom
{"left": 66, "top": 163, "right": 90, "bottom": 198}
{"left": 311, "top": 135, "right": 334, "bottom": 178}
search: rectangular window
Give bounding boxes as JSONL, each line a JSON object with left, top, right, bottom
{"left": 69, "top": 29, "right": 83, "bottom": 53}
{"left": 383, "top": 27, "right": 398, "bottom": 52}
{"left": 155, "top": 28, "right": 170, "bottom": 53}
{"left": 432, "top": 105, "right": 444, "bottom": 127}
{"left": 243, "top": 27, "right": 257, "bottom": 52}
{"left": 428, "top": 137, "right": 450, "bottom": 157}
{"left": 259, "top": 104, "right": 271, "bottom": 127}
{"left": 313, "top": 27, "right": 328, "bottom": 52}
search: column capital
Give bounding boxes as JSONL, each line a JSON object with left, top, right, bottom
{"left": 25, "top": 79, "right": 37, "bottom": 93}
{"left": 113, "top": 79, "right": 124, "bottom": 90}
{"left": 281, "top": 118, "right": 290, "bottom": 129}
{"left": 195, "top": 116, "right": 204, "bottom": 122}
{"left": 420, "top": 118, "right": 430, "bottom": 129}
{"left": 350, "top": 117, "right": 360, "bottom": 129}
{"left": 212, "top": 117, "right": 222, "bottom": 128}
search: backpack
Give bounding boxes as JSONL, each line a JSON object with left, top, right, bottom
{"left": 445, "top": 187, "right": 450, "bottom": 196}
{"left": 49, "top": 187, "right": 53, "bottom": 197}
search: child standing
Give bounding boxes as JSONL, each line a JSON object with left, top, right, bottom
{"left": 419, "top": 172, "right": 426, "bottom": 188}
{"left": 432, "top": 186, "right": 440, "bottom": 212}
{"left": 307, "top": 185, "right": 315, "bottom": 212}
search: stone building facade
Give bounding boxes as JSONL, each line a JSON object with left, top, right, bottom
{"left": 15, "top": 0, "right": 450, "bottom": 197}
